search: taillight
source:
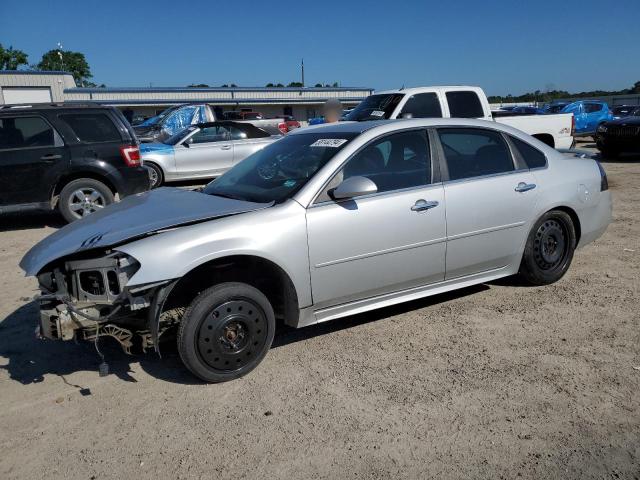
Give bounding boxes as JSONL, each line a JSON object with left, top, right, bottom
{"left": 596, "top": 161, "right": 608, "bottom": 191}
{"left": 571, "top": 114, "right": 575, "bottom": 137}
{"left": 120, "top": 145, "right": 141, "bottom": 167}
{"left": 278, "top": 122, "right": 288, "bottom": 134}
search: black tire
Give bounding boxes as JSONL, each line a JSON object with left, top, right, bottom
{"left": 518, "top": 210, "right": 576, "bottom": 286}
{"left": 177, "top": 282, "right": 276, "bottom": 383}
{"left": 58, "top": 178, "right": 115, "bottom": 223}
{"left": 146, "top": 162, "right": 164, "bottom": 189}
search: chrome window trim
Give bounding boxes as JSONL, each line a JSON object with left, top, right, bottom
{"left": 308, "top": 127, "right": 437, "bottom": 207}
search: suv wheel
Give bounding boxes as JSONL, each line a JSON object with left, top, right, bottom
{"left": 518, "top": 210, "right": 576, "bottom": 286}
{"left": 58, "top": 178, "right": 114, "bottom": 222}
{"left": 146, "top": 162, "right": 164, "bottom": 189}
{"left": 177, "top": 282, "right": 276, "bottom": 383}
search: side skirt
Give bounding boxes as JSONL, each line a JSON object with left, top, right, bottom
{"left": 295, "top": 265, "right": 515, "bottom": 328}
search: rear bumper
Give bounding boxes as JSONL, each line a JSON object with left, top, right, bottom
{"left": 110, "top": 167, "right": 151, "bottom": 198}
{"left": 555, "top": 136, "right": 575, "bottom": 150}
{"left": 577, "top": 190, "right": 612, "bottom": 249}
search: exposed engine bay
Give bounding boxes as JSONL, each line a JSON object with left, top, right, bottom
{"left": 36, "top": 251, "right": 178, "bottom": 354}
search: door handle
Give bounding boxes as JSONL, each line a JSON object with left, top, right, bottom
{"left": 411, "top": 199, "right": 439, "bottom": 212}
{"left": 40, "top": 154, "right": 62, "bottom": 163}
{"left": 220, "top": 145, "right": 232, "bottom": 150}
{"left": 515, "top": 182, "right": 536, "bottom": 193}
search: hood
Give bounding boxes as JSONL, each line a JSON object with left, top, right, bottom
{"left": 606, "top": 116, "right": 640, "bottom": 126}
{"left": 20, "top": 188, "right": 271, "bottom": 276}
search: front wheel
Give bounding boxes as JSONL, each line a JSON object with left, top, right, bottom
{"left": 177, "top": 282, "right": 276, "bottom": 383}
{"left": 518, "top": 210, "right": 576, "bottom": 286}
{"left": 58, "top": 178, "right": 114, "bottom": 223}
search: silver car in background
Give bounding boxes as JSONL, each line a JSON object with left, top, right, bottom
{"left": 140, "top": 121, "right": 279, "bottom": 188}
{"left": 21, "top": 118, "right": 612, "bottom": 383}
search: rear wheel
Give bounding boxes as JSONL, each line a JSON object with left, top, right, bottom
{"left": 146, "top": 162, "right": 164, "bottom": 189}
{"left": 177, "top": 282, "right": 275, "bottom": 383}
{"left": 58, "top": 178, "right": 114, "bottom": 223}
{"left": 518, "top": 210, "right": 576, "bottom": 286}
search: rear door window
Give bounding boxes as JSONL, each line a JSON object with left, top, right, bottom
{"left": 446, "top": 91, "right": 485, "bottom": 118}
{"left": 0, "top": 116, "right": 58, "bottom": 149}
{"left": 400, "top": 93, "right": 442, "bottom": 118}
{"left": 438, "top": 128, "right": 514, "bottom": 181}
{"left": 509, "top": 136, "right": 547, "bottom": 169}
{"left": 59, "top": 113, "right": 121, "bottom": 143}
{"left": 584, "top": 103, "right": 603, "bottom": 114}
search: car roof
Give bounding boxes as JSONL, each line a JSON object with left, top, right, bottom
{"left": 290, "top": 117, "right": 531, "bottom": 138}
{"left": 0, "top": 103, "right": 112, "bottom": 111}
{"left": 375, "top": 85, "right": 481, "bottom": 95}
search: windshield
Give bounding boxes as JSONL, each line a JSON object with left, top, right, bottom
{"left": 203, "top": 132, "right": 357, "bottom": 203}
{"left": 163, "top": 125, "right": 198, "bottom": 145}
{"left": 139, "top": 106, "right": 179, "bottom": 127}
{"left": 344, "top": 94, "right": 405, "bottom": 121}
{"left": 613, "top": 106, "right": 637, "bottom": 117}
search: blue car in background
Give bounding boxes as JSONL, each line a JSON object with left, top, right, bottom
{"left": 561, "top": 100, "right": 613, "bottom": 137}
{"left": 543, "top": 101, "right": 571, "bottom": 114}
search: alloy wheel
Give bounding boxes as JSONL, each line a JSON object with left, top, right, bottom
{"left": 67, "top": 188, "right": 107, "bottom": 219}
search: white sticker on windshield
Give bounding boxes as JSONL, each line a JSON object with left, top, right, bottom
{"left": 370, "top": 110, "right": 385, "bottom": 117}
{"left": 310, "top": 138, "right": 348, "bottom": 148}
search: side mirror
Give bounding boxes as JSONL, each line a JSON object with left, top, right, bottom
{"left": 330, "top": 176, "right": 378, "bottom": 200}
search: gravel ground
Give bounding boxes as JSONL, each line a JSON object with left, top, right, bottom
{"left": 0, "top": 141, "right": 638, "bottom": 480}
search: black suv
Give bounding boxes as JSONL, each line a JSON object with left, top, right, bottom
{"left": 0, "top": 104, "right": 150, "bottom": 222}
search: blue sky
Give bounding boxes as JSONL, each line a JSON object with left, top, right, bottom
{"left": 1, "top": 0, "right": 639, "bottom": 96}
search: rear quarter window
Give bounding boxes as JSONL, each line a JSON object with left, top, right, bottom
{"left": 59, "top": 113, "right": 122, "bottom": 143}
{"left": 446, "top": 91, "right": 485, "bottom": 118}
{"left": 510, "top": 136, "right": 547, "bottom": 169}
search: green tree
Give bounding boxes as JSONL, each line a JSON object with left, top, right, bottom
{"left": 266, "top": 83, "right": 275, "bottom": 87}
{"left": 37, "top": 49, "right": 92, "bottom": 86}
{"left": 287, "top": 81, "right": 303, "bottom": 87}
{"left": 0, "top": 43, "right": 28, "bottom": 70}
{"left": 631, "top": 81, "right": 640, "bottom": 94}
{"left": 188, "top": 83, "right": 210, "bottom": 87}
{"left": 314, "top": 83, "right": 322, "bottom": 87}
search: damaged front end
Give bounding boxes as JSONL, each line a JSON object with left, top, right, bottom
{"left": 37, "top": 251, "right": 177, "bottom": 354}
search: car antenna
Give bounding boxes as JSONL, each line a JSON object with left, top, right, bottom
{"left": 399, "top": 85, "right": 405, "bottom": 90}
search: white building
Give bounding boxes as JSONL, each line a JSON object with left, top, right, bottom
{"left": 0, "top": 71, "right": 373, "bottom": 122}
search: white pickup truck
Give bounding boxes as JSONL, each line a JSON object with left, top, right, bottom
{"left": 344, "top": 86, "right": 574, "bottom": 149}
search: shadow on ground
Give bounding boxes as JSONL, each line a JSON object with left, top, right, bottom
{"left": 1, "top": 285, "right": 488, "bottom": 386}
{"left": 0, "top": 211, "right": 65, "bottom": 232}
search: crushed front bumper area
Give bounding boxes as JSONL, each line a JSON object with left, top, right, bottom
{"left": 35, "top": 251, "right": 178, "bottom": 353}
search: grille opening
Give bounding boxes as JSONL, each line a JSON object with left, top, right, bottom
{"left": 79, "top": 271, "right": 105, "bottom": 296}
{"left": 106, "top": 270, "right": 120, "bottom": 295}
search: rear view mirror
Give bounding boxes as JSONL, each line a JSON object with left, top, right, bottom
{"left": 330, "top": 176, "right": 378, "bottom": 200}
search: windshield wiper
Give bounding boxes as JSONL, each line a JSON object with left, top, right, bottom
{"left": 210, "top": 192, "right": 245, "bottom": 201}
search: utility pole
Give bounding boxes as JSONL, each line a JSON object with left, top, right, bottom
{"left": 301, "top": 58, "right": 305, "bottom": 87}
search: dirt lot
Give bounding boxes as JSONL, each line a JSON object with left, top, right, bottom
{"left": 0, "top": 141, "right": 638, "bottom": 480}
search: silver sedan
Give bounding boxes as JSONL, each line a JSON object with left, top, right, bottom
{"left": 22, "top": 118, "right": 612, "bottom": 382}
{"left": 140, "top": 121, "right": 279, "bottom": 188}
